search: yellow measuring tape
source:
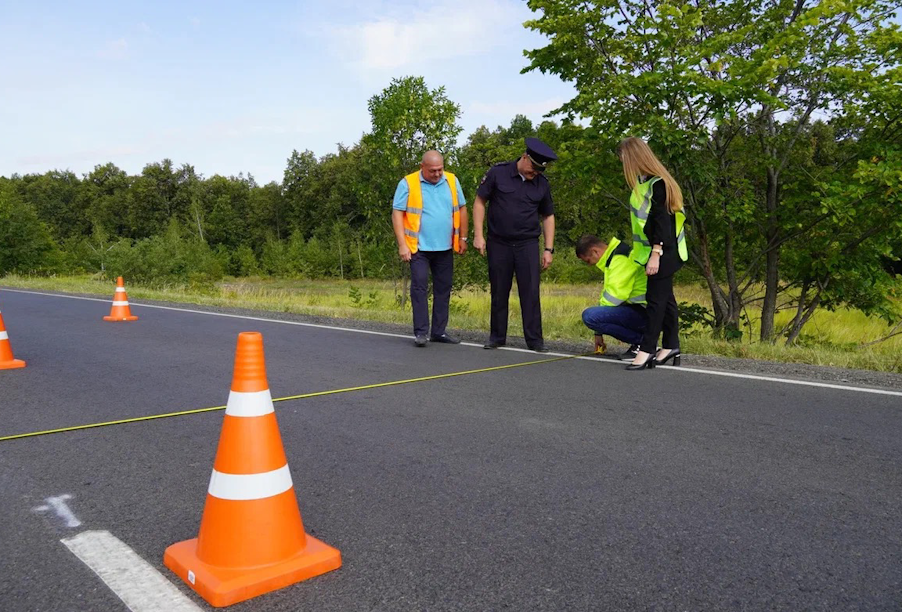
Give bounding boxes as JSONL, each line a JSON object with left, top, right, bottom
{"left": 0, "top": 352, "right": 591, "bottom": 442}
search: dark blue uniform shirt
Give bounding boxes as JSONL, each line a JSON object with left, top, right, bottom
{"left": 476, "top": 161, "right": 554, "bottom": 241}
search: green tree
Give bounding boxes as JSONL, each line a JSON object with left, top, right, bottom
{"left": 125, "top": 160, "right": 199, "bottom": 238}
{"left": 282, "top": 149, "right": 320, "bottom": 238}
{"left": 196, "top": 174, "right": 252, "bottom": 249}
{"left": 524, "top": 0, "right": 902, "bottom": 342}
{"left": 365, "top": 76, "right": 463, "bottom": 173}
{"left": 81, "top": 163, "right": 132, "bottom": 238}
{"left": 247, "top": 181, "right": 287, "bottom": 244}
{"left": 16, "top": 170, "right": 87, "bottom": 240}
{"left": 0, "top": 179, "right": 59, "bottom": 274}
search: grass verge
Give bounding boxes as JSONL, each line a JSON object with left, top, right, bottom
{"left": 2, "top": 274, "right": 900, "bottom": 374}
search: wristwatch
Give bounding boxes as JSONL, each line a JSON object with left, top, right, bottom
{"left": 544, "top": 247, "right": 555, "bottom": 254}
{"left": 461, "top": 237, "right": 468, "bottom": 242}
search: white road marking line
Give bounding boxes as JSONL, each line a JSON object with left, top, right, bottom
{"left": 0, "top": 288, "right": 407, "bottom": 338}
{"left": 32, "top": 494, "right": 81, "bottom": 528}
{"left": 61, "top": 530, "right": 202, "bottom": 612}
{"left": 3, "top": 287, "right": 901, "bottom": 398}
{"left": 650, "top": 364, "right": 902, "bottom": 397}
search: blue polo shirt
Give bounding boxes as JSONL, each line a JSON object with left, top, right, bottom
{"left": 393, "top": 173, "right": 466, "bottom": 252}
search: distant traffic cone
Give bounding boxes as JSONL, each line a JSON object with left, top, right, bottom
{"left": 164, "top": 332, "right": 341, "bottom": 607}
{"left": 0, "top": 308, "right": 26, "bottom": 370}
{"left": 103, "top": 277, "right": 138, "bottom": 322}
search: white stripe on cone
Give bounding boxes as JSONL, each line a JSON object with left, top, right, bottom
{"left": 225, "top": 390, "right": 275, "bottom": 417}
{"left": 0, "top": 331, "right": 8, "bottom": 340}
{"left": 112, "top": 301, "right": 130, "bottom": 306}
{"left": 207, "top": 465, "right": 293, "bottom": 501}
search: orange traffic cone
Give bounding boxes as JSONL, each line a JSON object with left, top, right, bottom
{"left": 103, "top": 277, "right": 138, "bottom": 321}
{"left": 0, "top": 308, "right": 26, "bottom": 370}
{"left": 164, "top": 332, "right": 341, "bottom": 607}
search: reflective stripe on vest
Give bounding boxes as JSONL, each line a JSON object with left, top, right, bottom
{"left": 675, "top": 212, "right": 688, "bottom": 261}
{"left": 601, "top": 290, "right": 623, "bottom": 306}
{"left": 629, "top": 177, "right": 658, "bottom": 264}
{"left": 402, "top": 171, "right": 461, "bottom": 255}
{"left": 629, "top": 177, "right": 689, "bottom": 263}
{"left": 598, "top": 237, "right": 648, "bottom": 307}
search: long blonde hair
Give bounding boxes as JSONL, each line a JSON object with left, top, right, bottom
{"left": 616, "top": 137, "right": 684, "bottom": 214}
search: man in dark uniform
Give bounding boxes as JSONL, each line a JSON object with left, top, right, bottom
{"left": 472, "top": 137, "right": 556, "bottom": 352}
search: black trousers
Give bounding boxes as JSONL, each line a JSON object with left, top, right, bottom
{"left": 410, "top": 249, "right": 453, "bottom": 338}
{"left": 639, "top": 271, "right": 679, "bottom": 353}
{"left": 487, "top": 237, "right": 542, "bottom": 347}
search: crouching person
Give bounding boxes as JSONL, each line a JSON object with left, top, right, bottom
{"left": 576, "top": 234, "right": 648, "bottom": 360}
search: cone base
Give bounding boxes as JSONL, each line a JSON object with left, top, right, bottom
{"left": 0, "top": 359, "right": 26, "bottom": 370}
{"left": 103, "top": 316, "right": 139, "bottom": 321}
{"left": 164, "top": 534, "right": 341, "bottom": 608}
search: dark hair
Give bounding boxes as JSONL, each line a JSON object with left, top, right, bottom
{"left": 575, "top": 234, "right": 603, "bottom": 257}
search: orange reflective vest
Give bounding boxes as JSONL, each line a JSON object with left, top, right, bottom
{"left": 402, "top": 171, "right": 462, "bottom": 255}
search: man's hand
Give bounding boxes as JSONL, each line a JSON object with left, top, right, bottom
{"left": 542, "top": 250, "right": 553, "bottom": 270}
{"left": 594, "top": 335, "right": 607, "bottom": 354}
{"left": 646, "top": 252, "right": 660, "bottom": 276}
{"left": 457, "top": 240, "right": 468, "bottom": 255}
{"left": 474, "top": 236, "right": 486, "bottom": 256}
{"left": 399, "top": 244, "right": 412, "bottom": 262}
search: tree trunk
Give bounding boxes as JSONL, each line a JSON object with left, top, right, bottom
{"left": 357, "top": 241, "right": 365, "bottom": 278}
{"left": 693, "top": 217, "right": 732, "bottom": 329}
{"left": 723, "top": 225, "right": 744, "bottom": 334}
{"left": 760, "top": 165, "right": 780, "bottom": 342}
{"left": 786, "top": 294, "right": 820, "bottom": 345}
{"left": 785, "top": 278, "right": 827, "bottom": 345}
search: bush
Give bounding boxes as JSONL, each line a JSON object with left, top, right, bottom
{"left": 300, "top": 236, "right": 340, "bottom": 278}
{"left": 215, "top": 244, "right": 259, "bottom": 277}
{"left": 260, "top": 237, "right": 292, "bottom": 276}
{"left": 104, "top": 221, "right": 223, "bottom": 286}
{"left": 543, "top": 250, "right": 598, "bottom": 284}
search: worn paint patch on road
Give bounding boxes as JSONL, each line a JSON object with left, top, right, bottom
{"left": 32, "top": 494, "right": 81, "bottom": 528}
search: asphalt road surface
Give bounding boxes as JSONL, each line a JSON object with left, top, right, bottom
{"left": 1, "top": 289, "right": 900, "bottom": 611}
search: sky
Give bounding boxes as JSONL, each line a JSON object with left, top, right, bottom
{"left": 0, "top": 0, "right": 576, "bottom": 184}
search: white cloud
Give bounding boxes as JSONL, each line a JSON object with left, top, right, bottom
{"left": 97, "top": 38, "right": 128, "bottom": 60}
{"left": 331, "top": 0, "right": 524, "bottom": 70}
{"left": 138, "top": 22, "right": 152, "bottom": 34}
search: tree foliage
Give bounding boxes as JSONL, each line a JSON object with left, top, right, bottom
{"left": 524, "top": 0, "right": 902, "bottom": 342}
{"left": 365, "top": 76, "right": 463, "bottom": 172}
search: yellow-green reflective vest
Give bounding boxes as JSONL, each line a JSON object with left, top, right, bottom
{"left": 629, "top": 177, "right": 688, "bottom": 264}
{"left": 597, "top": 237, "right": 647, "bottom": 307}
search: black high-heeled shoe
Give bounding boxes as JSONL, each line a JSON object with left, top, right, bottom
{"left": 654, "top": 349, "right": 681, "bottom": 366}
{"left": 625, "top": 354, "right": 656, "bottom": 370}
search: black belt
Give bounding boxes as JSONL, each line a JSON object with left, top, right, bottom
{"left": 487, "top": 235, "right": 539, "bottom": 247}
